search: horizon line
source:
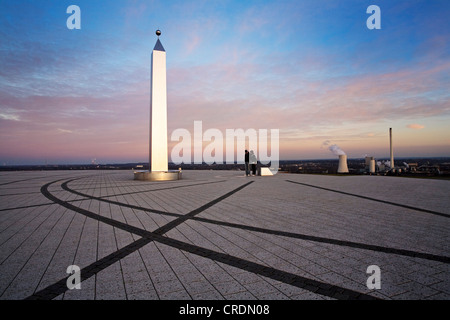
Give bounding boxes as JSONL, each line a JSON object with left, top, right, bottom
{"left": 2, "top": 156, "right": 450, "bottom": 167}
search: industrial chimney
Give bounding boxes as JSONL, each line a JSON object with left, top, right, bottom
{"left": 338, "top": 154, "right": 349, "bottom": 173}
{"left": 369, "top": 159, "right": 376, "bottom": 173}
{"left": 389, "top": 128, "right": 394, "bottom": 169}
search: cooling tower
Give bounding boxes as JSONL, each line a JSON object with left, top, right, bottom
{"left": 365, "top": 156, "right": 374, "bottom": 171}
{"left": 338, "top": 154, "right": 349, "bottom": 173}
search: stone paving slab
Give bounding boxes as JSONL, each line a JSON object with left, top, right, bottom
{"left": 0, "top": 170, "right": 449, "bottom": 300}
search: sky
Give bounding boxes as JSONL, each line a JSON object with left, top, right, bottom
{"left": 0, "top": 0, "right": 449, "bottom": 165}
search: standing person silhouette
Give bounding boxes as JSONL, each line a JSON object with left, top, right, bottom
{"left": 249, "top": 150, "right": 257, "bottom": 176}
{"left": 244, "top": 150, "right": 250, "bottom": 176}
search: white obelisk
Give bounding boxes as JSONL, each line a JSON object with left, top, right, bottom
{"left": 134, "top": 30, "right": 181, "bottom": 181}
{"left": 149, "top": 30, "right": 168, "bottom": 172}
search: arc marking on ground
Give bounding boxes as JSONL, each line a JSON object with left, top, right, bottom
{"left": 25, "top": 176, "right": 381, "bottom": 300}
{"left": 60, "top": 176, "right": 450, "bottom": 264}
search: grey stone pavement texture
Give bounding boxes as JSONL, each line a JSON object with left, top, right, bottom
{"left": 0, "top": 170, "right": 449, "bottom": 300}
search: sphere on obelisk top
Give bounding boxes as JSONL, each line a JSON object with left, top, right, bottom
{"left": 156, "top": 29, "right": 161, "bottom": 37}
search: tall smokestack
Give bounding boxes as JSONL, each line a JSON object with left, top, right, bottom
{"left": 369, "top": 159, "right": 376, "bottom": 173}
{"left": 389, "top": 128, "right": 394, "bottom": 169}
{"left": 338, "top": 154, "right": 349, "bottom": 173}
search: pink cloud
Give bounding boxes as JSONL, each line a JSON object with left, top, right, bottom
{"left": 0, "top": 86, "right": 151, "bottom": 162}
{"left": 407, "top": 124, "right": 425, "bottom": 130}
{"left": 167, "top": 56, "right": 450, "bottom": 133}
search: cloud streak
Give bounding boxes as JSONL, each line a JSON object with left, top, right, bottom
{"left": 407, "top": 124, "right": 425, "bottom": 130}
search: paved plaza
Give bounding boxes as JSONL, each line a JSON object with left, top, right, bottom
{"left": 0, "top": 170, "right": 449, "bottom": 300}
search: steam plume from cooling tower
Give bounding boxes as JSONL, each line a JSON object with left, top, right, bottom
{"left": 329, "top": 144, "right": 346, "bottom": 156}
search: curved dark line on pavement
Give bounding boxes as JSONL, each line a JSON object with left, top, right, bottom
{"left": 97, "top": 180, "right": 228, "bottom": 199}
{"left": 286, "top": 180, "right": 450, "bottom": 218}
{"left": 28, "top": 178, "right": 378, "bottom": 300}
{"left": 0, "top": 173, "right": 87, "bottom": 186}
{"left": 61, "top": 179, "right": 181, "bottom": 217}
{"left": 61, "top": 177, "right": 450, "bottom": 264}
{"left": 40, "top": 180, "right": 163, "bottom": 238}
